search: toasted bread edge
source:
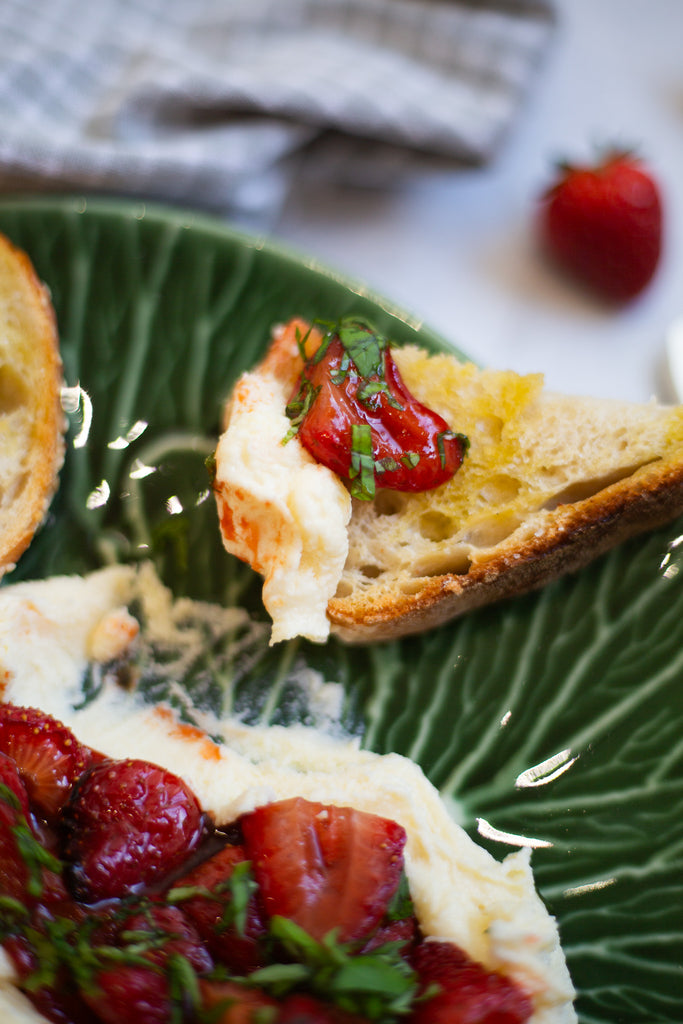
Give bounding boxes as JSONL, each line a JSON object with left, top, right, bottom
{"left": 0, "top": 232, "right": 65, "bottom": 575}
{"left": 328, "top": 456, "right": 683, "bottom": 642}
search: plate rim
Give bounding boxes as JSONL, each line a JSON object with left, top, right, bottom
{"left": 0, "top": 192, "right": 467, "bottom": 361}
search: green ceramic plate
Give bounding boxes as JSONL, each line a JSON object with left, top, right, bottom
{"left": 1, "top": 196, "right": 681, "bottom": 1023}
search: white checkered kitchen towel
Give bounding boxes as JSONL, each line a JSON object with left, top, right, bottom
{"left": 0, "top": 0, "right": 555, "bottom": 222}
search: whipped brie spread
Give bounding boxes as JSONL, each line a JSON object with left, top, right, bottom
{"left": 0, "top": 565, "right": 576, "bottom": 1023}
{"left": 214, "top": 352, "right": 351, "bottom": 645}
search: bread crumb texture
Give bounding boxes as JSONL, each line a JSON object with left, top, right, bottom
{"left": 334, "top": 347, "right": 683, "bottom": 605}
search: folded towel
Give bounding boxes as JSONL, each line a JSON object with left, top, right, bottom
{"left": 0, "top": 0, "right": 555, "bottom": 222}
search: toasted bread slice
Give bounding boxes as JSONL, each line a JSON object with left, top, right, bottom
{"left": 331, "top": 349, "right": 683, "bottom": 641}
{"left": 0, "top": 233, "right": 64, "bottom": 576}
{"left": 215, "top": 320, "right": 683, "bottom": 644}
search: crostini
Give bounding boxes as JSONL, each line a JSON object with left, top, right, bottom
{"left": 214, "top": 317, "right": 683, "bottom": 643}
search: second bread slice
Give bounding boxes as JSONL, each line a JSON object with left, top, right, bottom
{"left": 0, "top": 233, "right": 64, "bottom": 576}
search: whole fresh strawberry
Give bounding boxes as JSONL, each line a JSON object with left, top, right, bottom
{"left": 539, "top": 149, "right": 663, "bottom": 302}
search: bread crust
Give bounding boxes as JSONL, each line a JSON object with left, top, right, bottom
{"left": 328, "top": 457, "right": 683, "bottom": 642}
{"left": 0, "top": 232, "right": 64, "bottom": 575}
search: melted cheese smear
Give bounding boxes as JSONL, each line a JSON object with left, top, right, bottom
{"left": 0, "top": 566, "right": 576, "bottom": 1024}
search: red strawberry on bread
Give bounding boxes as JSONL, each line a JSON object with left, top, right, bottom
{"left": 289, "top": 319, "right": 467, "bottom": 500}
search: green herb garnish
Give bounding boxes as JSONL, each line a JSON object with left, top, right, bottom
{"left": 357, "top": 378, "right": 403, "bottom": 410}
{"left": 283, "top": 378, "right": 320, "bottom": 443}
{"left": 349, "top": 422, "right": 376, "bottom": 500}
{"left": 335, "top": 318, "right": 386, "bottom": 378}
{"left": 205, "top": 452, "right": 217, "bottom": 485}
{"left": 245, "top": 916, "right": 420, "bottom": 1020}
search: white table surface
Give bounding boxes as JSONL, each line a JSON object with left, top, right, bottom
{"left": 273, "top": 0, "right": 683, "bottom": 404}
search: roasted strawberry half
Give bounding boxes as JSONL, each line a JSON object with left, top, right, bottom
{"left": 0, "top": 749, "right": 32, "bottom": 822}
{"left": 201, "top": 985, "right": 369, "bottom": 1024}
{"left": 61, "top": 758, "right": 207, "bottom": 901}
{"left": 240, "top": 796, "right": 407, "bottom": 945}
{"left": 0, "top": 704, "right": 96, "bottom": 820}
{"left": 278, "top": 993, "right": 370, "bottom": 1022}
{"left": 200, "top": 979, "right": 279, "bottom": 1023}
{"left": 287, "top": 320, "right": 467, "bottom": 500}
{"left": 81, "top": 904, "right": 212, "bottom": 1024}
{"left": 410, "top": 941, "right": 533, "bottom": 1024}
{"left": 0, "top": 755, "right": 36, "bottom": 904}
{"left": 170, "top": 841, "right": 267, "bottom": 973}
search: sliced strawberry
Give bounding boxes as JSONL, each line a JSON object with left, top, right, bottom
{"left": 0, "top": 760, "right": 34, "bottom": 904}
{"left": 289, "top": 321, "right": 467, "bottom": 500}
{"left": 61, "top": 758, "right": 207, "bottom": 902}
{"left": 361, "top": 913, "right": 418, "bottom": 954}
{"left": 81, "top": 903, "right": 212, "bottom": 1024}
{"left": 200, "top": 986, "right": 369, "bottom": 1024}
{"left": 0, "top": 704, "right": 96, "bottom": 820}
{"left": 278, "top": 993, "right": 370, "bottom": 1023}
{"left": 240, "top": 797, "right": 407, "bottom": 945}
{"left": 410, "top": 941, "right": 533, "bottom": 1024}
{"left": 85, "top": 967, "right": 171, "bottom": 1024}
{"left": 171, "top": 841, "right": 267, "bottom": 973}
{"left": 0, "top": 749, "right": 32, "bottom": 822}
{"left": 15, "top": 974, "right": 94, "bottom": 1024}
{"left": 200, "top": 979, "right": 278, "bottom": 1023}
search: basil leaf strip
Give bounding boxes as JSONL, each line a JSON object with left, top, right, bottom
{"left": 349, "top": 422, "right": 376, "bottom": 500}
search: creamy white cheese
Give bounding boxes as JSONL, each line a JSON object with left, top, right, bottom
{"left": 214, "top": 365, "right": 351, "bottom": 645}
{"left": 0, "top": 566, "right": 576, "bottom": 1024}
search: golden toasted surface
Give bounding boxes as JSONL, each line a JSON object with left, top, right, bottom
{"left": 330, "top": 347, "right": 683, "bottom": 641}
{"left": 0, "top": 232, "right": 64, "bottom": 575}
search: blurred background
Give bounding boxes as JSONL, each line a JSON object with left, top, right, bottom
{"left": 1, "top": 0, "right": 681, "bottom": 402}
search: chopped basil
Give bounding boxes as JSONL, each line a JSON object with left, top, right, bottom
{"left": 283, "top": 378, "right": 320, "bottom": 443}
{"left": 166, "top": 860, "right": 257, "bottom": 938}
{"left": 167, "top": 952, "right": 203, "bottom": 1024}
{"left": 5, "top": 795, "right": 426, "bottom": 1022}
{"left": 401, "top": 452, "right": 420, "bottom": 469}
{"left": 385, "top": 871, "right": 414, "bottom": 923}
{"left": 222, "top": 860, "right": 258, "bottom": 936}
{"left": 330, "top": 349, "right": 352, "bottom": 387}
{"left": 205, "top": 452, "right": 217, "bottom": 485}
{"left": 0, "top": 781, "right": 21, "bottom": 813}
{"left": 251, "top": 915, "right": 421, "bottom": 1019}
{"left": 436, "top": 430, "right": 456, "bottom": 470}
{"left": 349, "top": 422, "right": 376, "bottom": 500}
{"left": 357, "top": 378, "right": 403, "bottom": 410}
{"left": 335, "top": 317, "right": 387, "bottom": 379}
{"left": 375, "top": 456, "right": 401, "bottom": 475}
{"left": 13, "top": 824, "right": 63, "bottom": 898}
{"left": 294, "top": 323, "right": 313, "bottom": 362}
